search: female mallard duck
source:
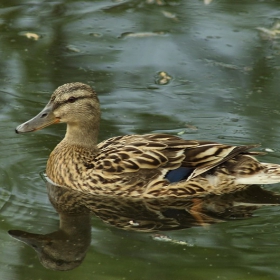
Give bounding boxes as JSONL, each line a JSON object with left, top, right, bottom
{"left": 15, "top": 83, "right": 280, "bottom": 198}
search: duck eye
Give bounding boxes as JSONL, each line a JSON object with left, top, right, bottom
{"left": 68, "top": 97, "right": 76, "bottom": 103}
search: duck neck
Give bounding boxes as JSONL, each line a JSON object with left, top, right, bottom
{"left": 63, "top": 120, "right": 100, "bottom": 148}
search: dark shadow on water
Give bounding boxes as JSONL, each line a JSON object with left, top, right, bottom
{"left": 8, "top": 182, "right": 280, "bottom": 271}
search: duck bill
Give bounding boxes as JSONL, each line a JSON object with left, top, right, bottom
{"left": 8, "top": 230, "right": 46, "bottom": 253}
{"left": 15, "top": 103, "right": 60, "bottom": 134}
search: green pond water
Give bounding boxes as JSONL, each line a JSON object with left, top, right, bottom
{"left": 1, "top": 0, "right": 280, "bottom": 279}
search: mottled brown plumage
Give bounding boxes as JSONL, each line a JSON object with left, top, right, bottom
{"left": 16, "top": 82, "right": 280, "bottom": 198}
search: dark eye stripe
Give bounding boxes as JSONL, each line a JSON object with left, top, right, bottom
{"left": 53, "top": 96, "right": 91, "bottom": 110}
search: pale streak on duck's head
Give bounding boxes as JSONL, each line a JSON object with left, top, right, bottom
{"left": 15, "top": 82, "right": 101, "bottom": 135}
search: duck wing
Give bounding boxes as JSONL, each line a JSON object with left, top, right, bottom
{"left": 96, "top": 134, "right": 257, "bottom": 181}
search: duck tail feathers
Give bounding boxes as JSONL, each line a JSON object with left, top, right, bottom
{"left": 236, "top": 163, "right": 280, "bottom": 185}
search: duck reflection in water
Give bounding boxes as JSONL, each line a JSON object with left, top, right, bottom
{"left": 8, "top": 182, "right": 280, "bottom": 271}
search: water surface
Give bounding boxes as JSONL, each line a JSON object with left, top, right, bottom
{"left": 1, "top": 0, "right": 280, "bottom": 279}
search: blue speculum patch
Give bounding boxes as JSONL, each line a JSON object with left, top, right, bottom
{"left": 165, "top": 167, "right": 193, "bottom": 183}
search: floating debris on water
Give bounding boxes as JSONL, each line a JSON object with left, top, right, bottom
{"left": 155, "top": 71, "right": 172, "bottom": 85}
{"left": 257, "top": 21, "right": 280, "bottom": 40}
{"left": 89, "top": 32, "right": 102, "bottom": 37}
{"left": 66, "top": 45, "right": 81, "bottom": 53}
{"left": 120, "top": 31, "right": 166, "bottom": 39}
{"left": 19, "top": 32, "right": 40, "bottom": 41}
{"left": 162, "top": 11, "right": 179, "bottom": 21}
{"left": 152, "top": 234, "right": 191, "bottom": 245}
{"left": 177, "top": 130, "right": 186, "bottom": 136}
